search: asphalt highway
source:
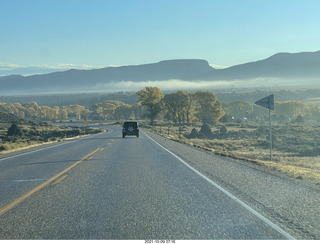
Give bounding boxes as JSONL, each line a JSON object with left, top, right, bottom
{"left": 0, "top": 125, "right": 319, "bottom": 239}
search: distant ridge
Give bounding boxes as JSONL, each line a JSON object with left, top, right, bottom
{"left": 193, "top": 51, "right": 320, "bottom": 80}
{"left": 0, "top": 59, "right": 214, "bottom": 94}
{"left": 0, "top": 75, "right": 23, "bottom": 81}
{"left": 1, "top": 51, "right": 319, "bottom": 94}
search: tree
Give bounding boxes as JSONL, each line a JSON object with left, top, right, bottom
{"left": 59, "top": 109, "right": 68, "bottom": 120}
{"left": 91, "top": 100, "right": 129, "bottom": 120}
{"left": 303, "top": 103, "right": 320, "bottom": 121}
{"left": 274, "top": 101, "right": 305, "bottom": 121}
{"left": 24, "top": 102, "right": 40, "bottom": 119}
{"left": 164, "top": 90, "right": 193, "bottom": 124}
{"left": 63, "top": 105, "right": 87, "bottom": 120}
{"left": 113, "top": 104, "right": 133, "bottom": 120}
{"left": 136, "top": 87, "right": 164, "bottom": 125}
{"left": 132, "top": 103, "right": 144, "bottom": 120}
{"left": 224, "top": 101, "right": 253, "bottom": 120}
{"left": 192, "top": 91, "right": 225, "bottom": 125}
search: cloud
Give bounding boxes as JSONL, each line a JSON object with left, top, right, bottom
{"left": 94, "top": 79, "right": 240, "bottom": 92}
{"left": 0, "top": 62, "right": 103, "bottom": 76}
{"left": 0, "top": 62, "right": 21, "bottom": 70}
{"left": 42, "top": 63, "right": 99, "bottom": 70}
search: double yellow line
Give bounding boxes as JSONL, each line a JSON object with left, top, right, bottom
{"left": 0, "top": 148, "right": 101, "bottom": 216}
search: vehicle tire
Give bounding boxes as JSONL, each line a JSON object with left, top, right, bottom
{"left": 122, "top": 133, "right": 125, "bottom": 138}
{"left": 136, "top": 133, "right": 139, "bottom": 138}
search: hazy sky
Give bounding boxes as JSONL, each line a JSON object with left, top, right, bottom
{"left": 1, "top": 0, "right": 319, "bottom": 75}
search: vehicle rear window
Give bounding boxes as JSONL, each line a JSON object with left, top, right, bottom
{"left": 124, "top": 122, "right": 137, "bottom": 127}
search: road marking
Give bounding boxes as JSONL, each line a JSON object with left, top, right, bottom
{"left": 12, "top": 179, "right": 47, "bottom": 183}
{"left": 143, "top": 131, "right": 295, "bottom": 240}
{"left": 0, "top": 148, "right": 100, "bottom": 216}
{"left": 53, "top": 174, "right": 68, "bottom": 185}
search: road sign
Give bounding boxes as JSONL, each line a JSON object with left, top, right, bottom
{"left": 255, "top": 94, "right": 274, "bottom": 110}
{"left": 83, "top": 121, "right": 87, "bottom": 125}
{"left": 255, "top": 94, "right": 274, "bottom": 160}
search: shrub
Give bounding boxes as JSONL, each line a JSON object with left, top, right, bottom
{"left": 295, "top": 115, "right": 304, "bottom": 123}
{"left": 220, "top": 125, "right": 228, "bottom": 136}
{"left": 0, "top": 144, "right": 7, "bottom": 151}
{"left": 7, "top": 124, "right": 23, "bottom": 137}
{"left": 199, "top": 123, "right": 213, "bottom": 139}
{"left": 187, "top": 128, "right": 199, "bottom": 139}
{"left": 256, "top": 126, "right": 267, "bottom": 136}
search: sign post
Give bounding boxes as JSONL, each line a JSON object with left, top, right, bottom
{"left": 255, "top": 94, "right": 274, "bottom": 160}
{"left": 83, "top": 121, "right": 87, "bottom": 135}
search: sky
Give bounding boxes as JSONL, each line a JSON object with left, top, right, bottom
{"left": 1, "top": 0, "right": 320, "bottom": 76}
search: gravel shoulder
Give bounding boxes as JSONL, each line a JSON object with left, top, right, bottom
{"left": 143, "top": 129, "right": 320, "bottom": 240}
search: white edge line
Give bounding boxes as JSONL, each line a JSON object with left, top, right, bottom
{"left": 143, "top": 131, "right": 295, "bottom": 240}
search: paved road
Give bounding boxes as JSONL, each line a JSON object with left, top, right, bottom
{"left": 0, "top": 125, "right": 318, "bottom": 239}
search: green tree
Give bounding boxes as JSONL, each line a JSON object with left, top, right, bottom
{"left": 164, "top": 90, "right": 193, "bottom": 124}
{"left": 136, "top": 87, "right": 164, "bottom": 125}
{"left": 192, "top": 91, "right": 225, "bottom": 125}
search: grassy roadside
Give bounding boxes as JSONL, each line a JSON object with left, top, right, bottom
{"left": 143, "top": 122, "right": 320, "bottom": 186}
{"left": 0, "top": 122, "right": 105, "bottom": 155}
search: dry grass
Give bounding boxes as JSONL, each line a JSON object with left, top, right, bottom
{"left": 0, "top": 123, "right": 104, "bottom": 154}
{"left": 148, "top": 123, "right": 320, "bottom": 186}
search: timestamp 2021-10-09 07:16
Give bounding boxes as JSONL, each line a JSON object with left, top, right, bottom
{"left": 145, "top": 240, "right": 176, "bottom": 244}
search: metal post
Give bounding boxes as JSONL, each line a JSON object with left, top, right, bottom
{"left": 269, "top": 109, "right": 272, "bottom": 160}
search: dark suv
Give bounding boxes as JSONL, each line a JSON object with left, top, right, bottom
{"left": 122, "top": 121, "right": 139, "bottom": 138}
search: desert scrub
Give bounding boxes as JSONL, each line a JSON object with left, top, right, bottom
{"left": 0, "top": 123, "right": 104, "bottom": 154}
{"left": 148, "top": 121, "right": 320, "bottom": 185}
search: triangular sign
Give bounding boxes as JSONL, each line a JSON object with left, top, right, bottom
{"left": 255, "top": 94, "right": 274, "bottom": 110}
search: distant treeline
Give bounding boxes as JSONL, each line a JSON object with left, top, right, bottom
{"left": 1, "top": 87, "right": 320, "bottom": 107}
{"left": 0, "top": 92, "right": 139, "bottom": 107}
{"left": 1, "top": 87, "right": 320, "bottom": 124}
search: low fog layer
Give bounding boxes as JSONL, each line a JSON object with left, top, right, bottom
{"left": 95, "top": 77, "right": 320, "bottom": 92}
{"left": 1, "top": 77, "right": 319, "bottom": 96}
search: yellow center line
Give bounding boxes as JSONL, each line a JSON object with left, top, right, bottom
{"left": 0, "top": 148, "right": 101, "bottom": 216}
{"left": 53, "top": 174, "right": 68, "bottom": 185}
